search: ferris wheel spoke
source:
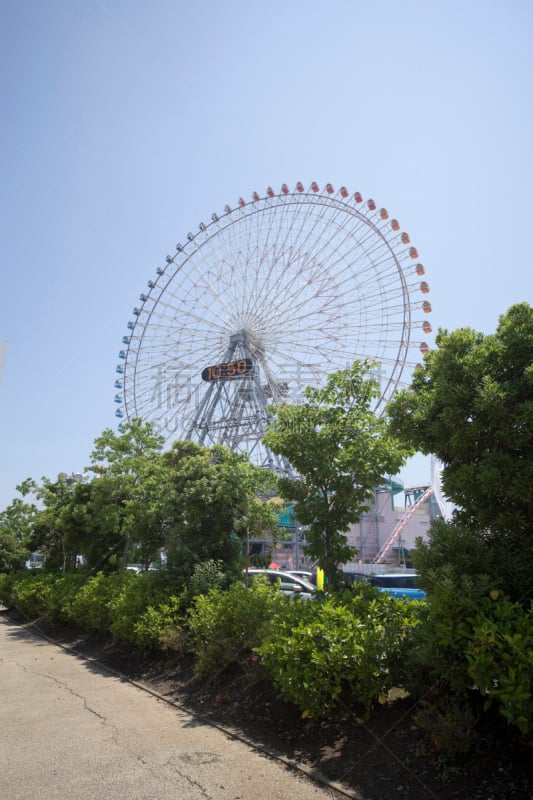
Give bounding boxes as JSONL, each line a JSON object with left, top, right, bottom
{"left": 244, "top": 199, "right": 338, "bottom": 318}
{"left": 117, "top": 183, "right": 431, "bottom": 463}
{"left": 285, "top": 204, "right": 373, "bottom": 278}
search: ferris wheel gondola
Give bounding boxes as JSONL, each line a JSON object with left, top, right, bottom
{"left": 115, "top": 182, "right": 432, "bottom": 473}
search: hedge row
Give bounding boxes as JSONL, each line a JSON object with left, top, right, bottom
{"left": 0, "top": 570, "right": 425, "bottom": 720}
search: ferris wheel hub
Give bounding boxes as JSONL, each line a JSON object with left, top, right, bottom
{"left": 116, "top": 182, "right": 433, "bottom": 472}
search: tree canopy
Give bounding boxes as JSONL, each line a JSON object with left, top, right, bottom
{"left": 263, "top": 360, "right": 412, "bottom": 583}
{"left": 3, "top": 420, "right": 279, "bottom": 581}
{"left": 162, "top": 441, "right": 278, "bottom": 581}
{"left": 89, "top": 419, "right": 167, "bottom": 570}
{"left": 0, "top": 496, "right": 36, "bottom": 572}
{"left": 387, "top": 303, "right": 533, "bottom": 538}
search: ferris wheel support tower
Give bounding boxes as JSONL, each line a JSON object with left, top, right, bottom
{"left": 115, "top": 182, "right": 433, "bottom": 470}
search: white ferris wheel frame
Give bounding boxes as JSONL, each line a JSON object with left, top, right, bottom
{"left": 114, "top": 182, "right": 432, "bottom": 473}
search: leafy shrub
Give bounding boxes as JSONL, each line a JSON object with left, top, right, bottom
{"left": 0, "top": 530, "right": 27, "bottom": 573}
{"left": 465, "top": 593, "right": 533, "bottom": 735}
{"left": 42, "top": 573, "right": 85, "bottom": 624}
{"left": 108, "top": 572, "right": 170, "bottom": 645}
{"left": 0, "top": 572, "right": 19, "bottom": 605}
{"left": 9, "top": 571, "right": 59, "bottom": 618}
{"left": 187, "top": 579, "right": 286, "bottom": 677}
{"left": 67, "top": 572, "right": 124, "bottom": 632}
{"left": 408, "top": 521, "right": 501, "bottom": 695}
{"left": 408, "top": 520, "right": 533, "bottom": 749}
{"left": 133, "top": 596, "right": 183, "bottom": 651}
{"left": 187, "top": 559, "right": 228, "bottom": 598}
{"left": 0, "top": 571, "right": 81, "bottom": 622}
{"left": 257, "top": 585, "right": 425, "bottom": 719}
{"left": 2, "top": 569, "right": 184, "bottom": 653}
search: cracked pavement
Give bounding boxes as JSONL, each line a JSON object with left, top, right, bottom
{"left": 0, "top": 615, "right": 347, "bottom": 800}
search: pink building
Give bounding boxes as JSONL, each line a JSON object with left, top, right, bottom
{"left": 252, "top": 478, "right": 446, "bottom": 572}
{"left": 343, "top": 483, "right": 437, "bottom": 570}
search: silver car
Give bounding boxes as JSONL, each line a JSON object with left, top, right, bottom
{"left": 244, "top": 568, "right": 316, "bottom": 598}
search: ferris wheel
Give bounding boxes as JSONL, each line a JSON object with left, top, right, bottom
{"left": 114, "top": 182, "right": 432, "bottom": 474}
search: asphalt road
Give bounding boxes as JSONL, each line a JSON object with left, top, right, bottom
{"left": 0, "top": 614, "right": 348, "bottom": 800}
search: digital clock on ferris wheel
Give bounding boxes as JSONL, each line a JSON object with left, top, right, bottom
{"left": 201, "top": 358, "right": 254, "bottom": 382}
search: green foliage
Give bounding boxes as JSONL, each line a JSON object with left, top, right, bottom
{"left": 3, "top": 569, "right": 183, "bottom": 652}
{"left": 465, "top": 594, "right": 533, "bottom": 735}
{"left": 21, "top": 476, "right": 81, "bottom": 572}
{"left": 407, "top": 520, "right": 499, "bottom": 694}
{"left": 107, "top": 572, "right": 171, "bottom": 646}
{"left": 187, "top": 559, "right": 228, "bottom": 598}
{"left": 264, "top": 361, "right": 412, "bottom": 584}
{"left": 256, "top": 585, "right": 425, "bottom": 719}
{"left": 69, "top": 569, "right": 176, "bottom": 646}
{"left": 44, "top": 573, "right": 86, "bottom": 623}
{"left": 0, "top": 529, "right": 27, "bottom": 573}
{"left": 6, "top": 571, "right": 85, "bottom": 625}
{"left": 0, "top": 571, "right": 20, "bottom": 605}
{"left": 405, "top": 520, "right": 533, "bottom": 745}
{"left": 387, "top": 303, "right": 533, "bottom": 550}
{"left": 163, "top": 441, "right": 277, "bottom": 582}
{"left": 69, "top": 572, "right": 124, "bottom": 631}
{"left": 9, "top": 571, "right": 59, "bottom": 618}
{"left": 88, "top": 419, "right": 167, "bottom": 571}
{"left": 387, "top": 305, "right": 533, "bottom": 744}
{"left": 2, "top": 425, "right": 276, "bottom": 584}
{"left": 0, "top": 496, "right": 37, "bottom": 572}
{"left": 187, "top": 580, "right": 286, "bottom": 677}
{"left": 411, "top": 593, "right": 533, "bottom": 749}
{"left": 132, "top": 596, "right": 184, "bottom": 651}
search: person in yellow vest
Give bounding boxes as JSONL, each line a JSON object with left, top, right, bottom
{"left": 315, "top": 567, "right": 325, "bottom": 591}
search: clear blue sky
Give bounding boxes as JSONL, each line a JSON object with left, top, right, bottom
{"left": 1, "top": 0, "right": 532, "bottom": 509}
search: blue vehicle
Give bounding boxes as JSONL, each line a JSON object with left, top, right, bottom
{"left": 367, "top": 573, "right": 425, "bottom": 600}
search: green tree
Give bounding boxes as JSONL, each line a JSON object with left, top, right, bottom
{"left": 19, "top": 476, "right": 83, "bottom": 572}
{"left": 0, "top": 495, "right": 37, "bottom": 572}
{"left": 58, "top": 478, "right": 128, "bottom": 573}
{"left": 88, "top": 419, "right": 166, "bottom": 571}
{"left": 263, "top": 360, "right": 412, "bottom": 585}
{"left": 387, "top": 302, "right": 533, "bottom": 599}
{"left": 386, "top": 304, "right": 533, "bottom": 742}
{"left": 162, "top": 441, "right": 277, "bottom": 583}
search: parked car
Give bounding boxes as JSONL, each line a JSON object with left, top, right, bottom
{"left": 369, "top": 573, "right": 425, "bottom": 600}
{"left": 244, "top": 568, "right": 316, "bottom": 599}
{"left": 27, "top": 552, "right": 44, "bottom": 569}
{"left": 342, "top": 571, "right": 425, "bottom": 600}
{"left": 285, "top": 570, "right": 315, "bottom": 583}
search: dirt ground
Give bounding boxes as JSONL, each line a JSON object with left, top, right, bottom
{"left": 14, "top": 616, "right": 533, "bottom": 800}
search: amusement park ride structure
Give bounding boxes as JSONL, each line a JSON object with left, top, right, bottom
{"left": 371, "top": 485, "right": 434, "bottom": 565}
{"left": 115, "top": 182, "right": 439, "bottom": 568}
